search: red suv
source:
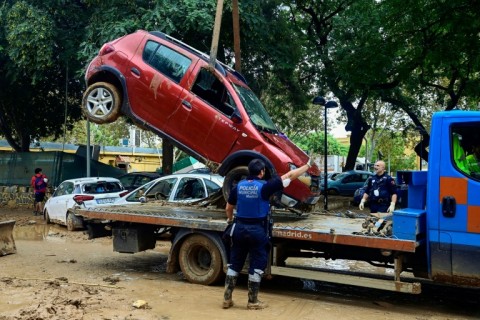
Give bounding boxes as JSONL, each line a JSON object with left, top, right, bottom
{"left": 83, "top": 30, "right": 320, "bottom": 212}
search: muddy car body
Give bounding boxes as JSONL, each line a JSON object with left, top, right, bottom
{"left": 83, "top": 30, "right": 320, "bottom": 211}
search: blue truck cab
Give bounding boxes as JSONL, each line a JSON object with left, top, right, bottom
{"left": 394, "top": 110, "right": 480, "bottom": 287}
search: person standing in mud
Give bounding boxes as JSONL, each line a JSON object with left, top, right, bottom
{"left": 31, "top": 168, "right": 48, "bottom": 216}
{"left": 359, "top": 160, "right": 397, "bottom": 213}
{"left": 222, "top": 158, "right": 313, "bottom": 310}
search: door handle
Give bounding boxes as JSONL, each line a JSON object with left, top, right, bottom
{"left": 442, "top": 196, "right": 456, "bottom": 218}
{"left": 182, "top": 100, "right": 192, "bottom": 109}
{"left": 130, "top": 67, "right": 141, "bottom": 76}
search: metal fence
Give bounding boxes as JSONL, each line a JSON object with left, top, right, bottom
{"left": 0, "top": 151, "right": 125, "bottom": 187}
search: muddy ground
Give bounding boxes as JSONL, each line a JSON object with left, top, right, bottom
{"left": 0, "top": 206, "right": 479, "bottom": 320}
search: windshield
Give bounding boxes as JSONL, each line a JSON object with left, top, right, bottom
{"left": 233, "top": 84, "right": 278, "bottom": 133}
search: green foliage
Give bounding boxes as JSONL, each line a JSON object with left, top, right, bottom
{"left": 291, "top": 132, "right": 348, "bottom": 157}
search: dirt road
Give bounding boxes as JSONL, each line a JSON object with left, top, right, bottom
{"left": 0, "top": 208, "right": 478, "bottom": 320}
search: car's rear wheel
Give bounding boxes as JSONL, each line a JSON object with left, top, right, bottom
{"left": 66, "top": 212, "right": 76, "bottom": 231}
{"left": 82, "top": 82, "right": 122, "bottom": 124}
{"left": 222, "top": 166, "right": 248, "bottom": 201}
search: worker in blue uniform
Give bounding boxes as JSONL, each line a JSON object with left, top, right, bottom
{"left": 223, "top": 158, "right": 314, "bottom": 310}
{"left": 359, "top": 160, "right": 397, "bottom": 213}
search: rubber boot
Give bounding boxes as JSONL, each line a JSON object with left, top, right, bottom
{"left": 222, "top": 275, "right": 237, "bottom": 309}
{"left": 247, "top": 280, "right": 267, "bottom": 310}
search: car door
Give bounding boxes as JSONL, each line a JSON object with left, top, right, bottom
{"left": 164, "top": 65, "right": 241, "bottom": 162}
{"left": 340, "top": 174, "right": 362, "bottom": 195}
{"left": 125, "top": 38, "right": 196, "bottom": 133}
{"left": 46, "top": 181, "right": 74, "bottom": 223}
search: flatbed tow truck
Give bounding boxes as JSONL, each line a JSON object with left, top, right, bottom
{"left": 75, "top": 111, "right": 480, "bottom": 294}
{"left": 75, "top": 197, "right": 421, "bottom": 294}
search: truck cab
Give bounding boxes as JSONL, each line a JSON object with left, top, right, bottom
{"left": 427, "top": 111, "right": 480, "bottom": 286}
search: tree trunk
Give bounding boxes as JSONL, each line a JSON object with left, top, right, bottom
{"left": 162, "top": 139, "right": 174, "bottom": 175}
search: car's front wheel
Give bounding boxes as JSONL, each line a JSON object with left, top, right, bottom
{"left": 82, "top": 82, "right": 122, "bottom": 124}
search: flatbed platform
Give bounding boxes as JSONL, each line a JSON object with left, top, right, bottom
{"left": 76, "top": 203, "right": 418, "bottom": 253}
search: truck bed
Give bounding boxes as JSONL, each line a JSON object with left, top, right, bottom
{"left": 76, "top": 204, "right": 418, "bottom": 253}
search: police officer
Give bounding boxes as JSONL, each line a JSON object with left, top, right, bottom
{"left": 359, "top": 160, "right": 397, "bottom": 213}
{"left": 223, "top": 158, "right": 313, "bottom": 310}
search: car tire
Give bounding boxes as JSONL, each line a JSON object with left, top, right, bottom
{"left": 328, "top": 189, "right": 339, "bottom": 195}
{"left": 222, "top": 165, "right": 248, "bottom": 201}
{"left": 82, "top": 82, "right": 122, "bottom": 124}
{"left": 178, "top": 234, "right": 223, "bottom": 285}
{"left": 44, "top": 209, "right": 51, "bottom": 224}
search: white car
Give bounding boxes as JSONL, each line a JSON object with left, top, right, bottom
{"left": 115, "top": 173, "right": 224, "bottom": 205}
{"left": 44, "top": 177, "right": 127, "bottom": 231}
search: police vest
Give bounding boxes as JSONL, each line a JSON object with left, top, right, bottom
{"left": 236, "top": 179, "right": 270, "bottom": 219}
{"left": 369, "top": 175, "right": 391, "bottom": 201}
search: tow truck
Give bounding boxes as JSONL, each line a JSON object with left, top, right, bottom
{"left": 75, "top": 110, "right": 480, "bottom": 294}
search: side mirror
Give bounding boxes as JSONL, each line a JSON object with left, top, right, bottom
{"left": 231, "top": 110, "right": 243, "bottom": 124}
{"left": 139, "top": 196, "right": 147, "bottom": 203}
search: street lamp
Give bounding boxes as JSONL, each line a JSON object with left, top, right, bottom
{"left": 313, "top": 96, "right": 339, "bottom": 210}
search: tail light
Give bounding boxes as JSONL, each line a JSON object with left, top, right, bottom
{"left": 99, "top": 43, "right": 115, "bottom": 56}
{"left": 73, "top": 195, "right": 95, "bottom": 205}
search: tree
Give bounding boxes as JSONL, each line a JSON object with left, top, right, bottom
{"left": 291, "top": 132, "right": 348, "bottom": 156}
{"left": 0, "top": 1, "right": 88, "bottom": 151}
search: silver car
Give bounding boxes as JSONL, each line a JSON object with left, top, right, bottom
{"left": 115, "top": 173, "right": 224, "bottom": 205}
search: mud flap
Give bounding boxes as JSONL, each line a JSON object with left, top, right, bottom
{"left": 0, "top": 220, "right": 16, "bottom": 256}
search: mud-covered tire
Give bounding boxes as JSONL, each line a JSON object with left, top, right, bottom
{"left": 222, "top": 166, "right": 248, "bottom": 201}
{"left": 178, "top": 234, "right": 223, "bottom": 285}
{"left": 82, "top": 82, "right": 122, "bottom": 124}
{"left": 44, "top": 209, "right": 51, "bottom": 224}
{"left": 66, "top": 212, "right": 76, "bottom": 231}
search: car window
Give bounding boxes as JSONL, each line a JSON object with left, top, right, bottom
{"left": 191, "top": 68, "right": 237, "bottom": 117}
{"left": 83, "top": 182, "right": 122, "bottom": 194}
{"left": 360, "top": 174, "right": 371, "bottom": 181}
{"left": 135, "top": 176, "right": 154, "bottom": 188}
{"left": 342, "top": 175, "right": 355, "bottom": 183}
{"left": 174, "top": 178, "right": 204, "bottom": 200}
{"left": 233, "top": 83, "right": 278, "bottom": 133}
{"left": 205, "top": 179, "right": 221, "bottom": 196}
{"left": 53, "top": 182, "right": 74, "bottom": 197}
{"left": 146, "top": 178, "right": 177, "bottom": 200}
{"left": 143, "top": 40, "right": 191, "bottom": 83}
{"left": 119, "top": 175, "right": 136, "bottom": 186}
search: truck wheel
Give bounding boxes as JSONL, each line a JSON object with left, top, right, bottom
{"left": 179, "top": 234, "right": 223, "bottom": 285}
{"left": 82, "top": 82, "right": 122, "bottom": 124}
{"left": 222, "top": 166, "right": 248, "bottom": 201}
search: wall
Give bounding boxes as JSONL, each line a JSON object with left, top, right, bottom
{"left": 0, "top": 186, "right": 52, "bottom": 209}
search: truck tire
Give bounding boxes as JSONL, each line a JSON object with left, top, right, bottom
{"left": 179, "top": 234, "right": 223, "bottom": 285}
{"left": 222, "top": 166, "right": 248, "bottom": 201}
{"left": 82, "top": 82, "right": 122, "bottom": 124}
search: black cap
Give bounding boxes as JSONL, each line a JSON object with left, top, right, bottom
{"left": 248, "top": 159, "right": 265, "bottom": 176}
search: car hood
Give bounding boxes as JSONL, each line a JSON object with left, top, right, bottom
{"left": 261, "top": 132, "right": 320, "bottom": 175}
